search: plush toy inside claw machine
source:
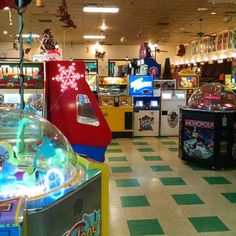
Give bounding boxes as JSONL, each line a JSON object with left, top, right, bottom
{"left": 0, "top": 108, "right": 108, "bottom": 236}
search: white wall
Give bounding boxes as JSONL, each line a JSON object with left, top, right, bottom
{"left": 0, "top": 42, "right": 177, "bottom": 76}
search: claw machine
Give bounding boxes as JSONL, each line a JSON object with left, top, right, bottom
{"left": 129, "top": 75, "right": 160, "bottom": 136}
{"left": 98, "top": 76, "right": 133, "bottom": 137}
{"left": 176, "top": 68, "right": 199, "bottom": 101}
{"left": 0, "top": 62, "right": 45, "bottom": 116}
{"left": 179, "top": 83, "right": 236, "bottom": 168}
{"left": 160, "top": 89, "right": 187, "bottom": 136}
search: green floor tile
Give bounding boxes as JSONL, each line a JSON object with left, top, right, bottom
{"left": 109, "top": 142, "right": 119, "bottom": 146}
{"left": 106, "top": 148, "right": 123, "bottom": 153}
{"left": 132, "top": 141, "right": 148, "bottom": 145}
{"left": 168, "top": 147, "right": 178, "bottom": 152}
{"left": 188, "top": 163, "right": 210, "bottom": 171}
{"left": 161, "top": 141, "right": 177, "bottom": 145}
{"left": 151, "top": 165, "right": 173, "bottom": 172}
{"left": 127, "top": 219, "right": 164, "bottom": 235}
{"left": 111, "top": 166, "right": 133, "bottom": 173}
{"left": 172, "top": 193, "right": 204, "bottom": 205}
{"left": 143, "top": 155, "right": 163, "bottom": 161}
{"left": 137, "top": 147, "right": 155, "bottom": 152}
{"left": 160, "top": 177, "right": 186, "bottom": 186}
{"left": 115, "top": 179, "right": 140, "bottom": 187}
{"left": 203, "top": 176, "right": 232, "bottom": 185}
{"left": 221, "top": 192, "right": 236, "bottom": 203}
{"left": 189, "top": 216, "right": 230, "bottom": 233}
{"left": 108, "top": 156, "right": 127, "bottom": 162}
{"left": 121, "top": 195, "right": 150, "bottom": 207}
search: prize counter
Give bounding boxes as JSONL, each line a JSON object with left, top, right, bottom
{"left": 179, "top": 83, "right": 236, "bottom": 169}
{"left": 0, "top": 109, "right": 108, "bottom": 236}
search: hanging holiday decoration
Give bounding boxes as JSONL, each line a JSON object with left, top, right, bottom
{"left": 176, "top": 44, "right": 186, "bottom": 57}
{"left": 52, "top": 63, "right": 84, "bottom": 92}
{"left": 41, "top": 28, "right": 56, "bottom": 51}
{"left": 56, "top": 0, "right": 76, "bottom": 29}
{"left": 95, "top": 50, "right": 106, "bottom": 59}
{"left": 26, "top": 32, "right": 33, "bottom": 45}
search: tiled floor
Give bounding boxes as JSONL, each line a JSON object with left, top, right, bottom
{"left": 105, "top": 137, "right": 236, "bottom": 236}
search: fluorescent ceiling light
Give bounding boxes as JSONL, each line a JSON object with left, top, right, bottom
{"left": 83, "top": 6, "right": 119, "bottom": 13}
{"left": 16, "top": 34, "right": 40, "bottom": 38}
{"left": 83, "top": 35, "right": 106, "bottom": 39}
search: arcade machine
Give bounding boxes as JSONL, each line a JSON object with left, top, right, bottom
{"left": 129, "top": 75, "right": 160, "bottom": 136}
{"left": 98, "top": 76, "right": 133, "bottom": 137}
{"left": 153, "top": 80, "right": 176, "bottom": 97}
{"left": 160, "top": 89, "right": 187, "bottom": 136}
{"left": 46, "top": 61, "right": 112, "bottom": 162}
{"left": 176, "top": 68, "right": 199, "bottom": 101}
{"left": 0, "top": 108, "right": 109, "bottom": 236}
{"left": 0, "top": 62, "right": 45, "bottom": 116}
{"left": 225, "top": 58, "right": 236, "bottom": 93}
{"left": 179, "top": 83, "right": 236, "bottom": 168}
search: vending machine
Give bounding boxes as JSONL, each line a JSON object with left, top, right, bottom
{"left": 129, "top": 75, "right": 160, "bottom": 136}
{"left": 0, "top": 62, "right": 45, "bottom": 116}
{"left": 160, "top": 89, "right": 187, "bottom": 136}
{"left": 98, "top": 76, "right": 133, "bottom": 137}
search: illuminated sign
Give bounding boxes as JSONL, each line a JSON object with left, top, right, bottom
{"left": 129, "top": 75, "right": 153, "bottom": 96}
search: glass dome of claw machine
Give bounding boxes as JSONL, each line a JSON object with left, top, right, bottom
{"left": 188, "top": 83, "right": 236, "bottom": 111}
{"left": 0, "top": 108, "right": 84, "bottom": 209}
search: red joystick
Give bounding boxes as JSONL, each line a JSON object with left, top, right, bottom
{"left": 35, "top": 139, "right": 43, "bottom": 146}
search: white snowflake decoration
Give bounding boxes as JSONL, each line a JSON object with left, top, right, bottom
{"left": 52, "top": 63, "right": 84, "bottom": 92}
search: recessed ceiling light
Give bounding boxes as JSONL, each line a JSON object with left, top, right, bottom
{"left": 100, "top": 22, "right": 108, "bottom": 31}
{"left": 4, "top": 7, "right": 9, "bottom": 10}
{"left": 3, "top": 31, "right": 8, "bottom": 35}
{"left": 211, "top": 12, "right": 216, "bottom": 14}
{"left": 83, "top": 6, "right": 119, "bottom": 13}
{"left": 198, "top": 7, "right": 208, "bottom": 11}
{"left": 83, "top": 35, "right": 106, "bottom": 39}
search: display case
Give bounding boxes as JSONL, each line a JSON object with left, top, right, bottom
{"left": 179, "top": 83, "right": 236, "bottom": 168}
{"left": 98, "top": 76, "right": 133, "bottom": 137}
{"left": 0, "top": 108, "right": 109, "bottom": 236}
{"left": 98, "top": 76, "right": 128, "bottom": 95}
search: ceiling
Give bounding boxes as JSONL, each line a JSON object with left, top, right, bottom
{"left": 0, "top": 0, "right": 236, "bottom": 47}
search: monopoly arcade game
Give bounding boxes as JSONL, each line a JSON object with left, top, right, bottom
{"left": 0, "top": 62, "right": 45, "bottom": 117}
{"left": 0, "top": 109, "right": 109, "bottom": 236}
{"left": 46, "top": 61, "right": 112, "bottom": 162}
{"left": 179, "top": 83, "right": 236, "bottom": 168}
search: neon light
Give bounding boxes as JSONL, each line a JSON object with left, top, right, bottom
{"left": 52, "top": 63, "right": 84, "bottom": 92}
